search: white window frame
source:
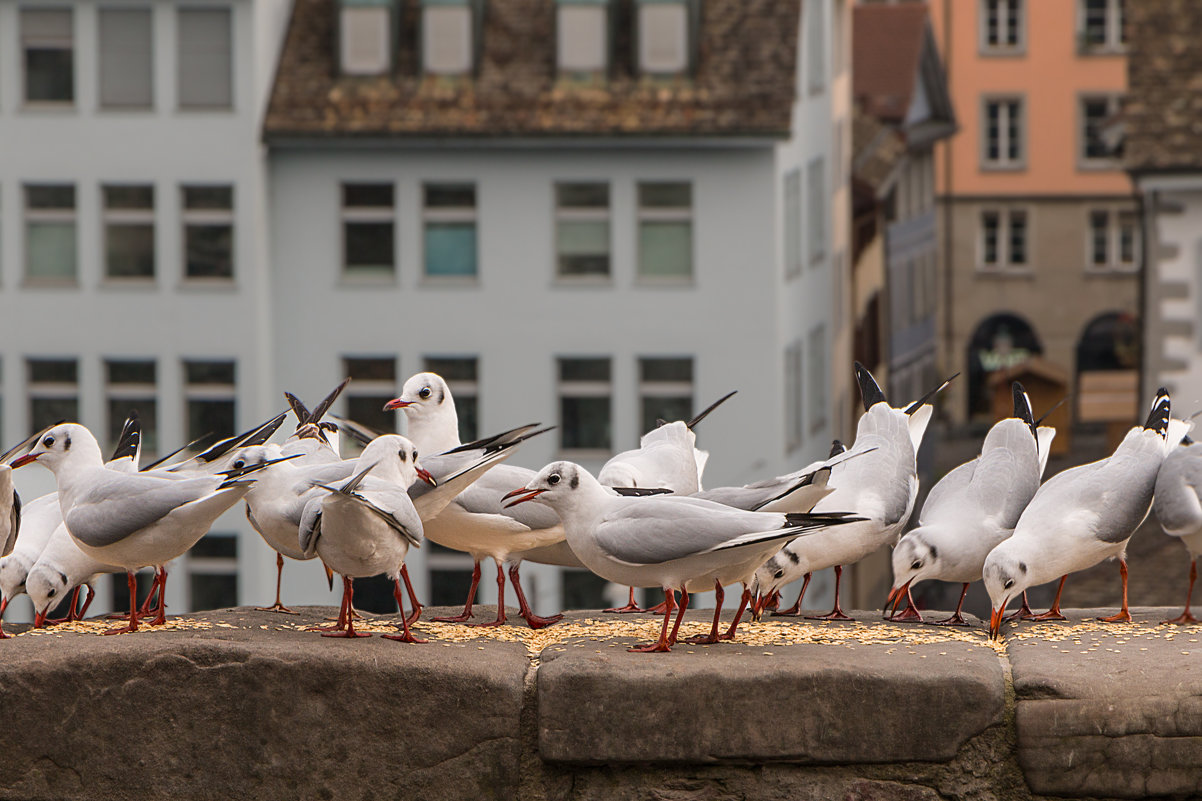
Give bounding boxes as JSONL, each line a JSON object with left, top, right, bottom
{"left": 1076, "top": 0, "right": 1125, "bottom": 53}
{"left": 978, "top": 207, "right": 1031, "bottom": 273}
{"left": 340, "top": 5, "right": 393, "bottom": 76}
{"left": 98, "top": 7, "right": 154, "bottom": 110}
{"left": 422, "top": 183, "right": 477, "bottom": 282}
{"left": 21, "top": 8, "right": 75, "bottom": 106}
{"left": 1078, "top": 93, "right": 1123, "bottom": 169}
{"left": 105, "top": 359, "right": 157, "bottom": 454}
{"left": 28, "top": 358, "right": 79, "bottom": 432}
{"left": 637, "top": 1, "right": 689, "bottom": 76}
{"left": 557, "top": 2, "right": 608, "bottom": 75}
{"left": 636, "top": 181, "right": 693, "bottom": 283}
{"left": 979, "top": 0, "right": 1025, "bottom": 54}
{"left": 637, "top": 356, "right": 692, "bottom": 435}
{"left": 181, "top": 184, "right": 235, "bottom": 283}
{"left": 422, "top": 3, "right": 473, "bottom": 76}
{"left": 176, "top": 7, "right": 233, "bottom": 110}
{"left": 341, "top": 183, "right": 395, "bottom": 280}
{"left": 425, "top": 356, "right": 479, "bottom": 440}
{"left": 183, "top": 360, "right": 237, "bottom": 441}
{"left": 24, "top": 184, "right": 77, "bottom": 285}
{"left": 103, "top": 184, "right": 156, "bottom": 283}
{"left": 343, "top": 356, "right": 398, "bottom": 441}
{"left": 557, "top": 357, "right": 612, "bottom": 456}
{"left": 981, "top": 96, "right": 1025, "bottom": 171}
{"left": 555, "top": 181, "right": 611, "bottom": 282}
{"left": 1085, "top": 207, "right": 1139, "bottom": 274}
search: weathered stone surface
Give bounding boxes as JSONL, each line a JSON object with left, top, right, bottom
{"left": 1008, "top": 608, "right": 1202, "bottom": 798}
{"left": 537, "top": 614, "right": 1005, "bottom": 765}
{"left": 0, "top": 607, "right": 528, "bottom": 801}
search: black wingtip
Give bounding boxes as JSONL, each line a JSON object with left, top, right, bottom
{"left": 284, "top": 393, "right": 310, "bottom": 427}
{"left": 854, "top": 362, "right": 887, "bottom": 412}
{"left": 903, "top": 372, "right": 960, "bottom": 415}
{"left": 1144, "top": 388, "right": 1171, "bottom": 435}
{"left": 242, "top": 412, "right": 289, "bottom": 448}
{"left": 1034, "top": 395, "right": 1069, "bottom": 427}
{"left": 109, "top": 414, "right": 142, "bottom": 462}
{"left": 307, "top": 377, "right": 353, "bottom": 426}
{"left": 828, "top": 439, "right": 846, "bottom": 458}
{"left": 686, "top": 390, "right": 738, "bottom": 430}
{"left": 1012, "top": 382, "right": 1037, "bottom": 441}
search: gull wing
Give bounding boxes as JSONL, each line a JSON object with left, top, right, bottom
{"left": 65, "top": 473, "right": 223, "bottom": 548}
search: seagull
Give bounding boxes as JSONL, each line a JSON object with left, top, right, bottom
{"left": 297, "top": 434, "right": 433, "bottom": 641}
{"left": 281, "top": 379, "right": 351, "bottom": 464}
{"left": 503, "top": 462, "right": 858, "bottom": 652}
{"left": 886, "top": 382, "right": 1053, "bottom": 625}
{"left": 11, "top": 423, "right": 277, "bottom": 634}
{"left": 385, "top": 372, "right": 576, "bottom": 629}
{"left": 1151, "top": 437, "right": 1202, "bottom": 624}
{"left": 27, "top": 521, "right": 122, "bottom": 627}
{"left": 750, "top": 363, "right": 953, "bottom": 621}
{"left": 984, "top": 389, "right": 1189, "bottom": 639}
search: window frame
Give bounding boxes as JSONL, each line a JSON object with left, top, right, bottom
{"left": 979, "top": 0, "right": 1026, "bottom": 56}
{"left": 1084, "top": 207, "right": 1139, "bottom": 274}
{"left": 977, "top": 206, "right": 1032, "bottom": 274}
{"left": 635, "top": 0, "right": 693, "bottom": 78}
{"left": 28, "top": 357, "right": 79, "bottom": 434}
{"left": 980, "top": 95, "right": 1026, "bottom": 171}
{"left": 424, "top": 355, "right": 479, "bottom": 442}
{"left": 1076, "top": 0, "right": 1126, "bottom": 54}
{"left": 102, "top": 184, "right": 156, "bottom": 283}
{"left": 98, "top": 7, "right": 154, "bottom": 110}
{"left": 637, "top": 356, "right": 693, "bottom": 437}
{"left": 556, "top": 0, "right": 610, "bottom": 79}
{"left": 1077, "top": 92, "right": 1124, "bottom": 169}
{"left": 340, "top": 182, "right": 396, "bottom": 283}
{"left": 422, "top": 182, "right": 478, "bottom": 283}
{"left": 181, "top": 184, "right": 235, "bottom": 283}
{"left": 183, "top": 358, "right": 237, "bottom": 447}
{"left": 21, "top": 8, "right": 75, "bottom": 107}
{"left": 23, "top": 183, "right": 78, "bottom": 286}
{"left": 557, "top": 356, "right": 613, "bottom": 456}
{"left": 105, "top": 358, "right": 158, "bottom": 456}
{"left": 420, "top": 0, "right": 477, "bottom": 77}
{"left": 636, "top": 181, "right": 693, "bottom": 284}
{"left": 554, "top": 181, "right": 611, "bottom": 283}
{"left": 176, "top": 7, "right": 233, "bottom": 111}
{"left": 343, "top": 355, "right": 399, "bottom": 440}
{"left": 339, "top": 4, "right": 394, "bottom": 76}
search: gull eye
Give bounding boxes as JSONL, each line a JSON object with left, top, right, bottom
{"left": 548, "top": 474, "right": 561, "bottom": 486}
{"left": 233, "top": 459, "right": 246, "bottom": 470}
{"left": 419, "top": 387, "right": 432, "bottom": 399}
{"left": 47, "top": 588, "right": 56, "bottom": 598}
{"left": 42, "top": 436, "right": 55, "bottom": 448}
{"left": 773, "top": 569, "right": 784, "bottom": 579}
{"left": 1003, "top": 579, "right": 1014, "bottom": 590}
{"left": 911, "top": 560, "right": 922, "bottom": 570}
{"left": 398, "top": 450, "right": 407, "bottom": 462}
{"left": 412, "top": 450, "right": 418, "bottom": 461}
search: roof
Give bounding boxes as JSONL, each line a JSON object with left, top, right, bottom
{"left": 852, "top": 107, "right": 906, "bottom": 196}
{"left": 1125, "top": 0, "right": 1202, "bottom": 173}
{"left": 264, "top": 0, "right": 801, "bottom": 141}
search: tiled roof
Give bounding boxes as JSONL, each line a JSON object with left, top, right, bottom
{"left": 1125, "top": 0, "right": 1202, "bottom": 173}
{"left": 264, "top": 0, "right": 801, "bottom": 140}
{"left": 852, "top": 3, "right": 927, "bottom": 124}
{"left": 852, "top": 107, "right": 905, "bottom": 194}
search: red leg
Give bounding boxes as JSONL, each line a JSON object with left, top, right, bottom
{"left": 433, "top": 560, "right": 481, "bottom": 623}
{"left": 685, "top": 581, "right": 724, "bottom": 644}
{"left": 930, "top": 583, "right": 971, "bottom": 626}
{"left": 308, "top": 577, "right": 351, "bottom": 631}
{"left": 629, "top": 589, "right": 676, "bottom": 653}
{"left": 146, "top": 566, "right": 169, "bottom": 626}
{"left": 257, "top": 553, "right": 298, "bottom": 614}
{"left": 1004, "top": 591, "right": 1034, "bottom": 621}
{"left": 508, "top": 562, "right": 563, "bottom": 629}
{"left": 1098, "top": 559, "right": 1131, "bottom": 623}
{"left": 808, "top": 566, "right": 853, "bottom": 621}
{"left": 0, "top": 597, "right": 9, "bottom": 640}
{"left": 399, "top": 564, "right": 423, "bottom": 626}
{"left": 1030, "top": 575, "right": 1068, "bottom": 621}
{"left": 471, "top": 562, "right": 508, "bottom": 628}
{"left": 772, "top": 573, "right": 812, "bottom": 617}
{"left": 322, "top": 577, "right": 371, "bottom": 638}
{"left": 719, "top": 585, "right": 751, "bottom": 641}
{"left": 383, "top": 574, "right": 427, "bottom": 644}
{"left": 103, "top": 572, "right": 141, "bottom": 635}
{"left": 604, "top": 586, "right": 646, "bottom": 614}
{"left": 890, "top": 580, "right": 924, "bottom": 622}
{"left": 46, "top": 586, "right": 83, "bottom": 625}
{"left": 76, "top": 584, "right": 96, "bottom": 621}
{"left": 667, "top": 587, "right": 690, "bottom": 645}
{"left": 1164, "top": 559, "right": 1199, "bottom": 625}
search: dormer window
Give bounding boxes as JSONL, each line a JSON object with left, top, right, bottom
{"left": 557, "top": 0, "right": 609, "bottom": 76}
{"left": 339, "top": 0, "right": 393, "bottom": 76}
{"left": 636, "top": 0, "right": 691, "bottom": 76}
{"left": 422, "top": 0, "right": 475, "bottom": 76}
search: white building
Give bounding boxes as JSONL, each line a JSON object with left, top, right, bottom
{"left": 1, "top": 0, "right": 853, "bottom": 618}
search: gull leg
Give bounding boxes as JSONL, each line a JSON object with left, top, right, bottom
{"left": 930, "top": 583, "right": 972, "bottom": 627}
{"left": 1098, "top": 558, "right": 1132, "bottom": 623}
{"left": 890, "top": 580, "right": 924, "bottom": 622}
{"left": 470, "top": 562, "right": 508, "bottom": 628}
{"left": 1005, "top": 591, "right": 1034, "bottom": 621}
{"left": 1030, "top": 575, "right": 1068, "bottom": 621}
{"left": 45, "top": 586, "right": 82, "bottom": 625}
{"left": 432, "top": 560, "right": 481, "bottom": 623}
{"left": 771, "top": 573, "right": 812, "bottom": 617}
{"left": 146, "top": 566, "right": 169, "bottom": 626}
{"left": 399, "top": 564, "right": 423, "bottom": 626}
{"left": 667, "top": 587, "right": 690, "bottom": 646}
{"left": 604, "top": 586, "right": 646, "bottom": 614}
{"left": 383, "top": 574, "right": 427, "bottom": 644}
{"left": 256, "top": 553, "right": 298, "bottom": 614}
{"left": 76, "top": 584, "right": 96, "bottom": 621}
{"left": 719, "top": 585, "right": 752, "bottom": 641}
{"left": 103, "top": 572, "right": 141, "bottom": 635}
{"left": 322, "top": 576, "right": 371, "bottom": 638}
{"left": 630, "top": 589, "right": 676, "bottom": 652}
{"left": 308, "top": 577, "right": 352, "bottom": 632}
{"left": 0, "top": 597, "right": 8, "bottom": 639}
{"left": 807, "top": 566, "right": 853, "bottom": 621}
{"left": 509, "top": 562, "right": 563, "bottom": 629}
{"left": 685, "top": 580, "right": 724, "bottom": 644}
{"left": 1164, "top": 559, "right": 1199, "bottom": 625}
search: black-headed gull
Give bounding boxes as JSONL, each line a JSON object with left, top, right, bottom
{"left": 298, "top": 434, "right": 433, "bottom": 641}
{"left": 12, "top": 423, "right": 275, "bottom": 634}
{"left": 27, "top": 521, "right": 122, "bottom": 627}
{"left": 984, "top": 389, "right": 1190, "bottom": 639}
{"left": 750, "top": 363, "right": 952, "bottom": 621}
{"left": 504, "top": 461, "right": 858, "bottom": 652}
{"left": 887, "top": 383, "right": 1052, "bottom": 625}
{"left": 1152, "top": 437, "right": 1202, "bottom": 623}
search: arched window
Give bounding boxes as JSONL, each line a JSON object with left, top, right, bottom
{"left": 966, "top": 313, "right": 1043, "bottom": 418}
{"left": 1076, "top": 312, "right": 1138, "bottom": 372}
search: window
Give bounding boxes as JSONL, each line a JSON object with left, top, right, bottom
{"left": 558, "top": 358, "right": 611, "bottom": 452}
{"left": 807, "top": 0, "right": 825, "bottom": 93}
{"left": 184, "top": 360, "right": 236, "bottom": 448}
{"left": 340, "top": 4, "right": 392, "bottom": 75}
{"left": 979, "top": 209, "right": 1029, "bottom": 271}
{"left": 806, "top": 158, "right": 826, "bottom": 264}
{"left": 99, "top": 9, "right": 153, "bottom": 109}
{"left": 182, "top": 185, "right": 234, "bottom": 280}
{"left": 1079, "top": 0, "right": 1125, "bottom": 51}
{"left": 982, "top": 97, "right": 1024, "bottom": 169}
{"left": 423, "top": 183, "right": 477, "bottom": 279}
{"left": 637, "top": 0, "right": 688, "bottom": 75}
{"left": 1088, "top": 209, "right": 1139, "bottom": 272}
{"left": 342, "top": 183, "right": 394, "bottom": 278}
{"left": 784, "top": 169, "right": 802, "bottom": 278}
{"left": 561, "top": 569, "right": 611, "bottom": 609}
{"left": 104, "top": 185, "right": 155, "bottom": 280}
{"left": 981, "top": 0, "right": 1023, "bottom": 52}
{"left": 424, "top": 357, "right": 478, "bottom": 441}
{"left": 1080, "top": 95, "right": 1123, "bottom": 165}
{"left": 28, "top": 359, "right": 78, "bottom": 433}
{"left": 807, "top": 325, "right": 827, "bottom": 433}
{"left": 178, "top": 8, "right": 232, "bottom": 109}
{"left": 422, "top": 1, "right": 473, "bottom": 75}
{"left": 22, "top": 9, "right": 74, "bottom": 104}
{"left": 557, "top": 0, "right": 608, "bottom": 75}
{"left": 638, "top": 357, "right": 692, "bottom": 435}
{"left": 25, "top": 184, "right": 77, "bottom": 283}
{"left": 637, "top": 182, "right": 692, "bottom": 280}
{"left": 344, "top": 357, "right": 397, "bottom": 436}
{"left": 106, "top": 360, "right": 157, "bottom": 456}
{"left": 555, "top": 183, "right": 610, "bottom": 279}
{"left": 190, "top": 533, "right": 238, "bottom": 611}
{"left": 784, "top": 342, "right": 803, "bottom": 453}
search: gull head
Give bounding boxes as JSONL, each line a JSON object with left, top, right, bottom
{"left": 358, "top": 434, "right": 435, "bottom": 487}
{"left": 385, "top": 372, "right": 453, "bottom": 417}
{"left": 888, "top": 531, "right": 940, "bottom": 611}
{"left": 0, "top": 555, "right": 29, "bottom": 602}
{"left": 26, "top": 563, "right": 70, "bottom": 624}
{"left": 748, "top": 552, "right": 801, "bottom": 621}
{"left": 982, "top": 544, "right": 1030, "bottom": 640}
{"left": 503, "top": 461, "right": 594, "bottom": 512}
{"left": 11, "top": 424, "right": 102, "bottom": 474}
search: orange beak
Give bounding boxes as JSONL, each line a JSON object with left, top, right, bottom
{"left": 989, "top": 606, "right": 1004, "bottom": 640}
{"left": 34, "top": 608, "right": 48, "bottom": 628}
{"left": 383, "top": 398, "right": 412, "bottom": 411}
{"left": 885, "top": 580, "right": 911, "bottom": 619}
{"left": 502, "top": 487, "right": 544, "bottom": 508}
{"left": 10, "top": 453, "right": 38, "bottom": 468}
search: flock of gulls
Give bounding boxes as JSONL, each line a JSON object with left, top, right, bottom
{"left": 0, "top": 362, "right": 1199, "bottom": 653}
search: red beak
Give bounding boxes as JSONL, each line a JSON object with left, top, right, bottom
{"left": 383, "top": 398, "right": 412, "bottom": 411}
{"left": 416, "top": 467, "right": 437, "bottom": 486}
{"left": 10, "top": 453, "right": 38, "bottom": 468}
{"left": 34, "top": 608, "right": 48, "bottom": 628}
{"left": 989, "top": 606, "right": 1004, "bottom": 641}
{"left": 502, "top": 487, "right": 544, "bottom": 508}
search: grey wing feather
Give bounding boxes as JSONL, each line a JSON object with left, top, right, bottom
{"left": 455, "top": 465, "right": 561, "bottom": 530}
{"left": 919, "top": 460, "right": 977, "bottom": 524}
{"left": 298, "top": 497, "right": 322, "bottom": 558}
{"left": 592, "top": 499, "right": 780, "bottom": 565}
{"left": 66, "top": 474, "right": 219, "bottom": 548}
{"left": 346, "top": 483, "right": 424, "bottom": 548}
{"left": 1156, "top": 446, "right": 1202, "bottom": 534}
